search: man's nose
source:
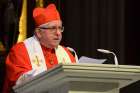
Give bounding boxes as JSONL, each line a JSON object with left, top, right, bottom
{"left": 56, "top": 29, "right": 61, "bottom": 36}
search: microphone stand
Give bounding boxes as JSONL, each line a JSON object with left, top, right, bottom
{"left": 97, "top": 49, "right": 119, "bottom": 66}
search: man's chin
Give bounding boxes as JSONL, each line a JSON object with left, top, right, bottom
{"left": 51, "top": 44, "right": 59, "bottom": 49}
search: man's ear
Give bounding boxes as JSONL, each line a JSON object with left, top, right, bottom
{"left": 35, "top": 28, "right": 42, "bottom": 38}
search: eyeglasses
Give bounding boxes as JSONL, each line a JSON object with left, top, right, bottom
{"left": 38, "top": 26, "right": 64, "bottom": 33}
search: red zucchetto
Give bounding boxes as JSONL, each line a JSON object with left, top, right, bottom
{"left": 33, "top": 3, "right": 60, "bottom": 27}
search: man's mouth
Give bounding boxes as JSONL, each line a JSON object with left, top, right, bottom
{"left": 53, "top": 38, "right": 60, "bottom": 41}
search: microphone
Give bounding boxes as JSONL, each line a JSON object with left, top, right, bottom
{"left": 97, "top": 49, "right": 119, "bottom": 66}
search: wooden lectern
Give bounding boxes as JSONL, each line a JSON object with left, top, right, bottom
{"left": 13, "top": 63, "right": 140, "bottom": 93}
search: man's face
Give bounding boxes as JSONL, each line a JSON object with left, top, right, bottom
{"left": 36, "top": 20, "right": 63, "bottom": 48}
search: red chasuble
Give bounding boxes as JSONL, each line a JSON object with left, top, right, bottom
{"left": 3, "top": 42, "right": 76, "bottom": 93}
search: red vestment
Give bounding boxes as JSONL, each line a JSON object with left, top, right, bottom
{"left": 3, "top": 42, "right": 76, "bottom": 93}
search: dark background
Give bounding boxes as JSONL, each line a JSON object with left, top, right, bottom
{"left": 0, "top": 0, "right": 140, "bottom": 92}
{"left": 125, "top": 0, "right": 140, "bottom": 66}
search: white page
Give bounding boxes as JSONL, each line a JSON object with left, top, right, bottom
{"left": 78, "top": 56, "right": 106, "bottom": 64}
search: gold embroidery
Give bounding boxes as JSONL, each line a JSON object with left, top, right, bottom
{"left": 62, "top": 58, "right": 65, "bottom": 63}
{"left": 50, "top": 60, "right": 54, "bottom": 65}
{"left": 33, "top": 56, "right": 40, "bottom": 67}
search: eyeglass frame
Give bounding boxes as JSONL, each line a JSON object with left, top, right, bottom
{"left": 37, "top": 26, "right": 64, "bottom": 33}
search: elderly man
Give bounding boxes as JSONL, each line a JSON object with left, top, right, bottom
{"left": 3, "top": 3, "right": 78, "bottom": 93}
